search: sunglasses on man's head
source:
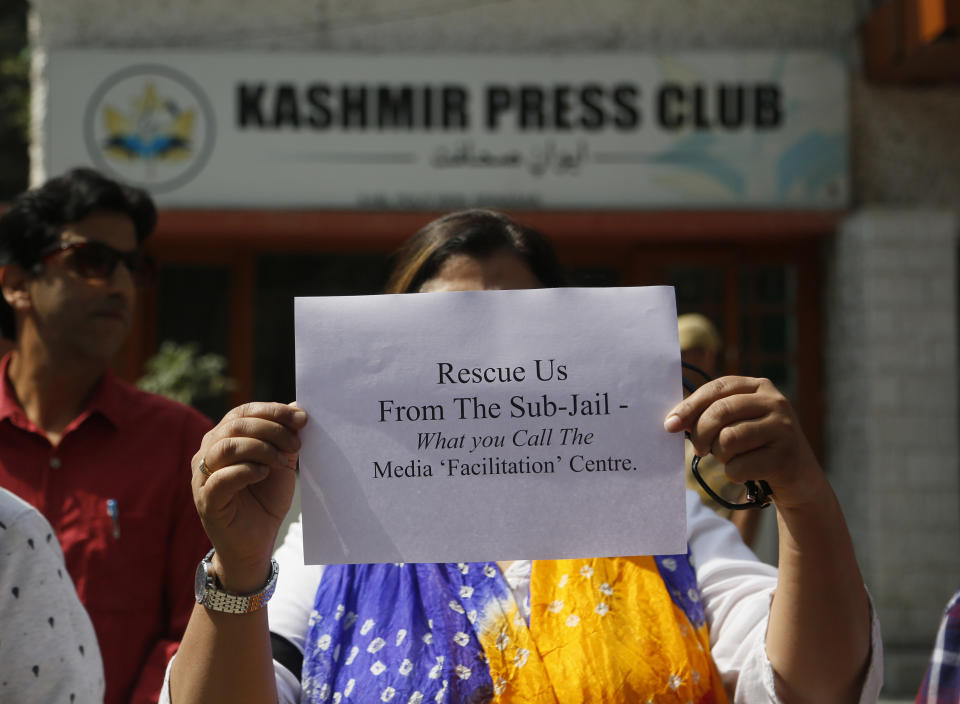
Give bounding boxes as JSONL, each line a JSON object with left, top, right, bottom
{"left": 36, "top": 241, "right": 156, "bottom": 286}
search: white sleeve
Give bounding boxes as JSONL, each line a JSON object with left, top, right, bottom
{"left": 159, "top": 515, "right": 324, "bottom": 704}
{"left": 685, "top": 490, "right": 883, "bottom": 703}
{"left": 268, "top": 515, "right": 325, "bottom": 704}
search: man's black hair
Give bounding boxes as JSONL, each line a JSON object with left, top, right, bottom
{"left": 0, "top": 167, "right": 156, "bottom": 340}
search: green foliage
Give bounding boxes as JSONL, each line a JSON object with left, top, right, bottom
{"left": 137, "top": 341, "right": 236, "bottom": 406}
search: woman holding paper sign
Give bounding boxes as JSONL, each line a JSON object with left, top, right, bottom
{"left": 165, "top": 210, "right": 880, "bottom": 704}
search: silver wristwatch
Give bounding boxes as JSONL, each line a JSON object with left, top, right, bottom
{"left": 194, "top": 549, "right": 279, "bottom": 614}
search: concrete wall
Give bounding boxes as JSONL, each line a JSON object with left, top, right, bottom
{"left": 30, "top": 0, "right": 860, "bottom": 50}
{"left": 826, "top": 210, "right": 960, "bottom": 694}
{"left": 852, "top": 79, "right": 960, "bottom": 208}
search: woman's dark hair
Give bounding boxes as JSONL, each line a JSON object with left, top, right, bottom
{"left": 385, "top": 209, "right": 565, "bottom": 294}
{"left": 0, "top": 167, "right": 157, "bottom": 339}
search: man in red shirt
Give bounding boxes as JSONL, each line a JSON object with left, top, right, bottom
{"left": 0, "top": 168, "right": 212, "bottom": 704}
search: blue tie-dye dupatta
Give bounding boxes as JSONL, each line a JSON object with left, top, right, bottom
{"left": 301, "top": 554, "right": 718, "bottom": 704}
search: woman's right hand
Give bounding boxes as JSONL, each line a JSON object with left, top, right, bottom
{"left": 191, "top": 402, "right": 307, "bottom": 594}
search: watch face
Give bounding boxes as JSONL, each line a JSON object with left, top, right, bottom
{"left": 194, "top": 559, "right": 209, "bottom": 604}
{"left": 193, "top": 553, "right": 278, "bottom": 614}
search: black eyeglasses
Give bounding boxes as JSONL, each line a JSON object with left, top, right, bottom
{"left": 682, "top": 361, "right": 773, "bottom": 511}
{"left": 36, "top": 241, "right": 156, "bottom": 287}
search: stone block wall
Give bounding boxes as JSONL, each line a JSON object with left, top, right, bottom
{"left": 826, "top": 210, "right": 960, "bottom": 695}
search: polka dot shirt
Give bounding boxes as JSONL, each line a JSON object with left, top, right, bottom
{"left": 0, "top": 488, "right": 104, "bottom": 703}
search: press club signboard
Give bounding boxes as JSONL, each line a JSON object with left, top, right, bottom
{"left": 45, "top": 51, "right": 847, "bottom": 209}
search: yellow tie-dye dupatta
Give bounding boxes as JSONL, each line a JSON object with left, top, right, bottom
{"left": 475, "top": 557, "right": 727, "bottom": 703}
{"left": 302, "top": 555, "right": 728, "bottom": 703}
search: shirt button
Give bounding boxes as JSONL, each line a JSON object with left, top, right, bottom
{"left": 49, "top": 457, "right": 61, "bottom": 469}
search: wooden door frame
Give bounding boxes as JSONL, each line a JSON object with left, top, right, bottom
{"left": 122, "top": 209, "right": 836, "bottom": 455}
{"left": 624, "top": 242, "right": 824, "bottom": 460}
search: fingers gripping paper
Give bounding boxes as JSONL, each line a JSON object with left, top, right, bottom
{"left": 294, "top": 286, "right": 685, "bottom": 564}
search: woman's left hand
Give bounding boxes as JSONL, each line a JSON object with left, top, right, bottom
{"left": 668, "top": 377, "right": 874, "bottom": 702}
{"left": 664, "top": 376, "right": 826, "bottom": 510}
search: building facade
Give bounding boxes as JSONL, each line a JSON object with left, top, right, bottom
{"left": 28, "top": 0, "right": 960, "bottom": 695}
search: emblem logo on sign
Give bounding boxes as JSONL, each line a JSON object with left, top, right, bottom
{"left": 84, "top": 65, "right": 215, "bottom": 193}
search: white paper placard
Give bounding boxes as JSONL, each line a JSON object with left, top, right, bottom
{"left": 294, "top": 286, "right": 685, "bottom": 565}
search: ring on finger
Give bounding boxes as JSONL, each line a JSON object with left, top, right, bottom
{"left": 199, "top": 458, "right": 214, "bottom": 478}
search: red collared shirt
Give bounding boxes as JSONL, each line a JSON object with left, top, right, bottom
{"left": 0, "top": 353, "right": 212, "bottom": 704}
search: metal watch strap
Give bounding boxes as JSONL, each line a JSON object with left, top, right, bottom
{"left": 196, "top": 549, "right": 279, "bottom": 614}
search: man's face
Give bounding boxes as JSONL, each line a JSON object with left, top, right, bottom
{"left": 27, "top": 210, "right": 139, "bottom": 365}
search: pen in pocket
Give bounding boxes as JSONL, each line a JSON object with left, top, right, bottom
{"left": 106, "top": 499, "right": 120, "bottom": 539}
